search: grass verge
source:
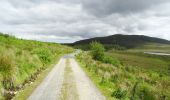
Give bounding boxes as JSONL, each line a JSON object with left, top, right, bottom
{"left": 76, "top": 58, "right": 113, "bottom": 100}
{"left": 0, "top": 33, "right": 74, "bottom": 99}
{"left": 13, "top": 56, "right": 62, "bottom": 100}
{"left": 76, "top": 52, "right": 170, "bottom": 100}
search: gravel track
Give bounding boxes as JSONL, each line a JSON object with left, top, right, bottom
{"left": 28, "top": 54, "right": 105, "bottom": 100}
{"left": 28, "top": 58, "right": 66, "bottom": 100}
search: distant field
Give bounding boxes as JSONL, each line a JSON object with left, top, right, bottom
{"left": 107, "top": 43, "right": 170, "bottom": 74}
{"left": 128, "top": 43, "right": 170, "bottom": 53}
{"left": 107, "top": 52, "right": 169, "bottom": 73}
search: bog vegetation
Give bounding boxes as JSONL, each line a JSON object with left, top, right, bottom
{"left": 77, "top": 41, "right": 170, "bottom": 100}
{"left": 0, "top": 33, "right": 73, "bottom": 99}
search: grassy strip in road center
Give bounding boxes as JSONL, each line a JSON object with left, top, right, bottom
{"left": 60, "top": 59, "right": 79, "bottom": 100}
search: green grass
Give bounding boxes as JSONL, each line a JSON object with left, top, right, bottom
{"left": 77, "top": 59, "right": 114, "bottom": 100}
{"left": 77, "top": 52, "right": 170, "bottom": 100}
{"left": 76, "top": 53, "right": 125, "bottom": 100}
{"left": 0, "top": 33, "right": 74, "bottom": 99}
{"left": 128, "top": 43, "right": 170, "bottom": 53}
{"left": 106, "top": 51, "right": 169, "bottom": 73}
{"left": 75, "top": 41, "right": 170, "bottom": 100}
{"left": 13, "top": 59, "right": 60, "bottom": 100}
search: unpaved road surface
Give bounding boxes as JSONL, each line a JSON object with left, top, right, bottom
{"left": 28, "top": 54, "right": 105, "bottom": 100}
{"left": 28, "top": 58, "right": 66, "bottom": 100}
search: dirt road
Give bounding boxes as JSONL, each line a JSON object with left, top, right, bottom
{"left": 28, "top": 54, "right": 105, "bottom": 100}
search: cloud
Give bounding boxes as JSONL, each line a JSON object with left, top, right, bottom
{"left": 81, "top": 0, "right": 169, "bottom": 16}
{"left": 0, "top": 0, "right": 170, "bottom": 43}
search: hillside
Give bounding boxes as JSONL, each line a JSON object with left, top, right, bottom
{"left": 0, "top": 33, "right": 74, "bottom": 99}
{"left": 77, "top": 51, "right": 170, "bottom": 100}
{"left": 76, "top": 41, "right": 170, "bottom": 99}
{"left": 73, "top": 34, "right": 170, "bottom": 50}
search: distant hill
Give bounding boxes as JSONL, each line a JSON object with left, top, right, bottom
{"left": 72, "top": 34, "right": 170, "bottom": 50}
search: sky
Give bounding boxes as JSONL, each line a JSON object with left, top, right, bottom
{"left": 0, "top": 0, "right": 170, "bottom": 43}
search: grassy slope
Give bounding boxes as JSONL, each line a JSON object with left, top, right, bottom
{"left": 0, "top": 33, "right": 74, "bottom": 99}
{"left": 14, "top": 62, "right": 57, "bottom": 100}
{"left": 75, "top": 41, "right": 170, "bottom": 99}
{"left": 77, "top": 52, "right": 170, "bottom": 100}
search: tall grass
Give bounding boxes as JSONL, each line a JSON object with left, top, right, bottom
{"left": 77, "top": 52, "right": 170, "bottom": 100}
{"left": 0, "top": 33, "right": 74, "bottom": 99}
{"left": 0, "top": 52, "right": 16, "bottom": 89}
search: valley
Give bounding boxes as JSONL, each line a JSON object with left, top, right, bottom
{"left": 0, "top": 33, "right": 170, "bottom": 100}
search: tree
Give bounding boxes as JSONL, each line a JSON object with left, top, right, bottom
{"left": 90, "top": 41, "right": 105, "bottom": 61}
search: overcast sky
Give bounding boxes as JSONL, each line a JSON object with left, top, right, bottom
{"left": 0, "top": 0, "right": 170, "bottom": 43}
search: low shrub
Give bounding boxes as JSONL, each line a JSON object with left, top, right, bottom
{"left": 90, "top": 41, "right": 105, "bottom": 61}
{"left": 132, "top": 83, "right": 156, "bottom": 100}
{"left": 102, "top": 55, "right": 120, "bottom": 66}
{"left": 168, "top": 64, "right": 170, "bottom": 75}
{"left": 110, "top": 74, "right": 119, "bottom": 83}
{"left": 111, "top": 88, "right": 127, "bottom": 99}
{"left": 32, "top": 48, "right": 52, "bottom": 65}
{"left": 90, "top": 41, "right": 121, "bottom": 66}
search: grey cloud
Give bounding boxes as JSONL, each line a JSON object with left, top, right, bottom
{"left": 82, "top": 0, "right": 169, "bottom": 17}
{"left": 0, "top": 0, "right": 170, "bottom": 43}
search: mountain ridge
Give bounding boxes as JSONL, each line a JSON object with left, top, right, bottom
{"left": 72, "top": 34, "right": 170, "bottom": 49}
